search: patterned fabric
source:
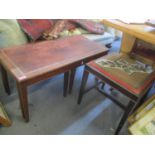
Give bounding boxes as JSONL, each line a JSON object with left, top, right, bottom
{"left": 91, "top": 53, "right": 155, "bottom": 95}
{"left": 65, "top": 20, "right": 77, "bottom": 31}
{"left": 43, "top": 20, "right": 66, "bottom": 40}
{"left": 96, "top": 58, "right": 154, "bottom": 75}
{"left": 18, "top": 19, "right": 53, "bottom": 41}
{"left": 69, "top": 19, "right": 104, "bottom": 34}
{"left": 42, "top": 19, "right": 104, "bottom": 40}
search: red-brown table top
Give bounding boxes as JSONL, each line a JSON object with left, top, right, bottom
{"left": 0, "top": 35, "right": 108, "bottom": 82}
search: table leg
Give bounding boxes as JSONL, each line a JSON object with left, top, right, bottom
{"left": 63, "top": 71, "right": 69, "bottom": 97}
{"left": 16, "top": 82, "right": 29, "bottom": 122}
{"left": 77, "top": 68, "right": 89, "bottom": 105}
{"left": 69, "top": 68, "right": 76, "bottom": 94}
{"left": 0, "top": 65, "right": 11, "bottom": 95}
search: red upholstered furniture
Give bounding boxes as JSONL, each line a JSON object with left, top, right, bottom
{"left": 17, "top": 19, "right": 53, "bottom": 41}
{"left": 77, "top": 40, "right": 155, "bottom": 135}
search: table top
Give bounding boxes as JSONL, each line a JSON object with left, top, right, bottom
{"left": 0, "top": 35, "right": 108, "bottom": 82}
{"left": 102, "top": 19, "right": 155, "bottom": 45}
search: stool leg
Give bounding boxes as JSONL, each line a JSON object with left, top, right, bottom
{"left": 0, "top": 65, "right": 11, "bottom": 95}
{"left": 77, "top": 69, "right": 89, "bottom": 104}
{"left": 94, "top": 77, "right": 99, "bottom": 89}
{"left": 64, "top": 71, "right": 69, "bottom": 97}
{"left": 101, "top": 83, "right": 105, "bottom": 90}
{"left": 136, "top": 87, "right": 152, "bottom": 110}
{"left": 94, "top": 77, "right": 99, "bottom": 85}
{"left": 115, "top": 100, "right": 135, "bottom": 135}
{"left": 69, "top": 68, "right": 76, "bottom": 94}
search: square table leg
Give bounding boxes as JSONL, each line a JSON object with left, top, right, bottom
{"left": 16, "top": 82, "right": 29, "bottom": 122}
{"left": 77, "top": 69, "right": 89, "bottom": 105}
{"left": 0, "top": 64, "right": 11, "bottom": 95}
{"left": 63, "top": 71, "right": 70, "bottom": 97}
{"left": 69, "top": 68, "right": 76, "bottom": 94}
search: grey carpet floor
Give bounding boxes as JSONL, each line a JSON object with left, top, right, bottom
{"left": 0, "top": 39, "right": 154, "bottom": 135}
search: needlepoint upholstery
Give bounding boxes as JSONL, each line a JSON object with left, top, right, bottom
{"left": 89, "top": 53, "right": 155, "bottom": 95}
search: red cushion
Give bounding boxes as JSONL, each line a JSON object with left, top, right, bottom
{"left": 69, "top": 19, "right": 104, "bottom": 34}
{"left": 18, "top": 19, "right": 53, "bottom": 41}
{"left": 65, "top": 20, "right": 77, "bottom": 31}
{"left": 43, "top": 20, "right": 67, "bottom": 40}
{"left": 43, "top": 20, "right": 77, "bottom": 40}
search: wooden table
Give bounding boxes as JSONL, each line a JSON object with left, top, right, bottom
{"left": 0, "top": 35, "right": 108, "bottom": 121}
{"left": 102, "top": 19, "right": 155, "bottom": 53}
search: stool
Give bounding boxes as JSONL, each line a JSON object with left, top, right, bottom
{"left": 77, "top": 53, "right": 155, "bottom": 134}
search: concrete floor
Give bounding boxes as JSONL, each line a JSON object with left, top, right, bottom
{"left": 0, "top": 39, "right": 154, "bottom": 135}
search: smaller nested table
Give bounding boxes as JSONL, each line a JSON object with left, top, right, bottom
{"left": 0, "top": 35, "right": 108, "bottom": 122}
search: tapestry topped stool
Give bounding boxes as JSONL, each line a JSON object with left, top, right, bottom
{"left": 78, "top": 51, "right": 155, "bottom": 134}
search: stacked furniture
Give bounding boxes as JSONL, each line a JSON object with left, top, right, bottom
{"left": 78, "top": 47, "right": 155, "bottom": 134}
{"left": 77, "top": 20, "right": 155, "bottom": 134}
